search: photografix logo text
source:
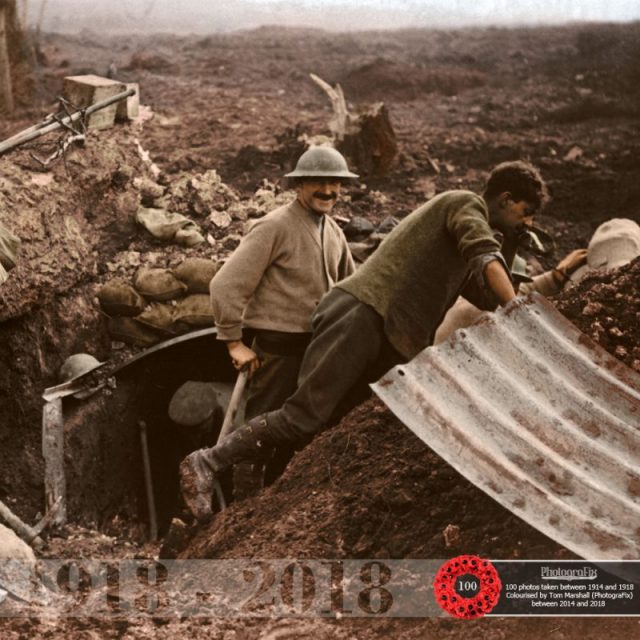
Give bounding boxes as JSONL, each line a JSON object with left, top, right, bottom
{"left": 540, "top": 566, "right": 598, "bottom": 581}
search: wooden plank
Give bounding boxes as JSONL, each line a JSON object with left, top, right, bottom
{"left": 0, "top": 6, "right": 14, "bottom": 113}
{"left": 42, "top": 398, "right": 66, "bottom": 526}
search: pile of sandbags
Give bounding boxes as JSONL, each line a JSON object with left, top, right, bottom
{"left": 97, "top": 257, "right": 220, "bottom": 347}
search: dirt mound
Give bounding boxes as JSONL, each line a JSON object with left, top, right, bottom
{"left": 340, "top": 59, "right": 486, "bottom": 101}
{"left": 181, "top": 261, "right": 640, "bottom": 563}
{"left": 182, "top": 397, "right": 565, "bottom": 561}
{"left": 555, "top": 257, "right": 640, "bottom": 372}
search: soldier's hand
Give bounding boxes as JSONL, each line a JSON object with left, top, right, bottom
{"left": 226, "top": 341, "right": 260, "bottom": 376}
{"left": 556, "top": 248, "right": 588, "bottom": 275}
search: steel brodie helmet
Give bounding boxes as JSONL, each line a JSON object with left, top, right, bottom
{"left": 285, "top": 146, "right": 359, "bottom": 179}
{"left": 59, "top": 353, "right": 105, "bottom": 384}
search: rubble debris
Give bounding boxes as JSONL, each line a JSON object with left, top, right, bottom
{"left": 168, "top": 169, "right": 239, "bottom": 217}
{"left": 208, "top": 210, "right": 232, "bottom": 229}
{"left": 555, "top": 257, "right": 640, "bottom": 372}
{"left": 227, "top": 181, "right": 294, "bottom": 221}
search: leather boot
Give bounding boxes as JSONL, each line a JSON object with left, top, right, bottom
{"left": 179, "top": 415, "right": 274, "bottom": 522}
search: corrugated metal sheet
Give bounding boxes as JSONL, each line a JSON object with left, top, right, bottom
{"left": 372, "top": 292, "right": 640, "bottom": 560}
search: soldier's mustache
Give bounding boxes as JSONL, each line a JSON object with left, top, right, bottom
{"left": 313, "top": 192, "right": 338, "bottom": 201}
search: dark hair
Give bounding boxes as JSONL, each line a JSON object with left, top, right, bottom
{"left": 483, "top": 161, "right": 550, "bottom": 210}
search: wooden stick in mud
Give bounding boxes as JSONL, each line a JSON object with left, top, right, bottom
{"left": 0, "top": 498, "right": 43, "bottom": 549}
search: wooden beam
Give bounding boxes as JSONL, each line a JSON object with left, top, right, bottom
{"left": 0, "top": 6, "right": 13, "bottom": 113}
{"left": 42, "top": 397, "right": 67, "bottom": 526}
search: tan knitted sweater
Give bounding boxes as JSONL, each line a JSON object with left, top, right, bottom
{"left": 210, "top": 199, "right": 354, "bottom": 341}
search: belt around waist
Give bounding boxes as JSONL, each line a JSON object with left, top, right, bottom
{"left": 254, "top": 330, "right": 312, "bottom": 357}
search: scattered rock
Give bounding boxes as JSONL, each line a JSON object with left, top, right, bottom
{"left": 376, "top": 216, "right": 400, "bottom": 234}
{"left": 209, "top": 210, "right": 232, "bottom": 229}
{"left": 133, "top": 176, "right": 165, "bottom": 205}
{"left": 563, "top": 145, "right": 583, "bottom": 162}
{"left": 223, "top": 234, "right": 242, "bottom": 251}
{"left": 169, "top": 170, "right": 239, "bottom": 217}
{"left": 343, "top": 216, "right": 375, "bottom": 242}
{"left": 443, "top": 523, "right": 462, "bottom": 549}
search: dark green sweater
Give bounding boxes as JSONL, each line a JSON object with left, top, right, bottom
{"left": 337, "top": 190, "right": 501, "bottom": 359}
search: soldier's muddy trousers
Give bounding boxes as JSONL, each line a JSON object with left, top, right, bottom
{"left": 199, "top": 288, "right": 402, "bottom": 474}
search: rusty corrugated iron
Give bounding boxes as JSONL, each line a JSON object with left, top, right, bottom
{"left": 372, "top": 292, "right": 640, "bottom": 560}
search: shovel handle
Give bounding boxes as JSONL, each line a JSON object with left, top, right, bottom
{"left": 218, "top": 369, "right": 248, "bottom": 442}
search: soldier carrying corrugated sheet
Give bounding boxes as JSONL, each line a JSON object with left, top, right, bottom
{"left": 180, "top": 160, "right": 550, "bottom": 522}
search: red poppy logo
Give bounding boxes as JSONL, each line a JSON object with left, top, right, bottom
{"left": 433, "top": 555, "right": 501, "bottom": 619}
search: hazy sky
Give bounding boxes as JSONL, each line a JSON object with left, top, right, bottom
{"left": 34, "top": 0, "right": 640, "bottom": 33}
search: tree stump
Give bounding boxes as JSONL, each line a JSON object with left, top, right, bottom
{"left": 338, "top": 102, "right": 397, "bottom": 177}
{"left": 310, "top": 73, "right": 397, "bottom": 177}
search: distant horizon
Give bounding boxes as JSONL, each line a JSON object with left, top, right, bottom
{"left": 28, "top": 0, "right": 640, "bottom": 34}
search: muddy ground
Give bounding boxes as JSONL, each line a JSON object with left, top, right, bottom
{"left": 0, "top": 20, "right": 639, "bottom": 638}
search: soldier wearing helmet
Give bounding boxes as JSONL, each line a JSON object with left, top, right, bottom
{"left": 208, "top": 146, "right": 357, "bottom": 490}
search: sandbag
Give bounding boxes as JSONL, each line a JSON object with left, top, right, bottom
{"left": 0, "top": 223, "right": 20, "bottom": 271}
{"left": 134, "top": 267, "right": 187, "bottom": 301}
{"left": 107, "top": 316, "right": 164, "bottom": 347}
{"left": 174, "top": 227, "right": 205, "bottom": 247}
{"left": 173, "top": 258, "right": 219, "bottom": 294}
{"left": 136, "top": 302, "right": 176, "bottom": 334}
{"left": 135, "top": 207, "right": 205, "bottom": 247}
{"left": 173, "top": 294, "right": 215, "bottom": 328}
{"left": 98, "top": 279, "right": 146, "bottom": 316}
{"left": 587, "top": 218, "right": 640, "bottom": 270}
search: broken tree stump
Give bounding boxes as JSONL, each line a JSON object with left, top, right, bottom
{"left": 338, "top": 102, "right": 397, "bottom": 177}
{"left": 310, "top": 73, "right": 397, "bottom": 176}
